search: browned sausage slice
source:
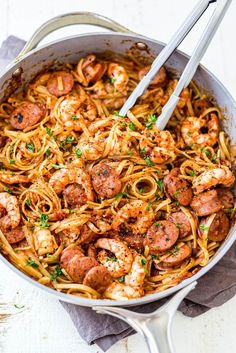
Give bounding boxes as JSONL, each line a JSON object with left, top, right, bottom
{"left": 10, "top": 102, "right": 45, "bottom": 130}
{"left": 78, "top": 224, "right": 97, "bottom": 244}
{"left": 190, "top": 189, "right": 222, "bottom": 216}
{"left": 200, "top": 210, "right": 230, "bottom": 242}
{"left": 217, "top": 188, "right": 234, "bottom": 209}
{"left": 4, "top": 226, "right": 25, "bottom": 244}
{"left": 47, "top": 71, "right": 74, "bottom": 97}
{"left": 91, "top": 163, "right": 122, "bottom": 199}
{"left": 83, "top": 265, "right": 112, "bottom": 293}
{"left": 144, "top": 220, "right": 179, "bottom": 254}
{"left": 167, "top": 211, "right": 192, "bottom": 238}
{"left": 164, "top": 168, "right": 193, "bottom": 206}
{"left": 61, "top": 247, "right": 98, "bottom": 283}
{"left": 63, "top": 183, "right": 87, "bottom": 208}
{"left": 163, "top": 244, "right": 191, "bottom": 266}
{"left": 138, "top": 66, "right": 167, "bottom": 86}
{"left": 82, "top": 55, "right": 107, "bottom": 85}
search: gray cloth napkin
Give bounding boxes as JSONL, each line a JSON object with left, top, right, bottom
{"left": 1, "top": 35, "right": 236, "bottom": 352}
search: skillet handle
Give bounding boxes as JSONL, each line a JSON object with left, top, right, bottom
{"left": 18, "top": 12, "right": 135, "bottom": 57}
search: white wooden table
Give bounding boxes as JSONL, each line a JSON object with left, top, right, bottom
{"left": 0, "top": 1, "right": 236, "bottom": 352}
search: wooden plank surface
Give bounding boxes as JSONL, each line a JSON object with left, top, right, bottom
{"left": 0, "top": 1, "right": 236, "bottom": 352}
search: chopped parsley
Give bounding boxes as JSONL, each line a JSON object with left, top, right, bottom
{"left": 145, "top": 114, "right": 157, "bottom": 129}
{"left": 156, "top": 180, "right": 163, "bottom": 193}
{"left": 202, "top": 148, "right": 211, "bottom": 157}
{"left": 106, "top": 256, "right": 118, "bottom": 262}
{"left": 51, "top": 266, "right": 63, "bottom": 281}
{"left": 114, "top": 111, "right": 124, "bottom": 118}
{"left": 127, "top": 149, "right": 133, "bottom": 156}
{"left": 173, "top": 190, "right": 180, "bottom": 199}
{"left": 115, "top": 192, "right": 128, "bottom": 199}
{"left": 139, "top": 187, "right": 144, "bottom": 193}
{"left": 118, "top": 275, "right": 125, "bottom": 283}
{"left": 26, "top": 258, "right": 39, "bottom": 268}
{"left": 25, "top": 198, "right": 31, "bottom": 206}
{"left": 71, "top": 115, "right": 79, "bottom": 121}
{"left": 140, "top": 258, "right": 147, "bottom": 266}
{"left": 128, "top": 122, "right": 136, "bottom": 131}
{"left": 140, "top": 147, "right": 146, "bottom": 155}
{"left": 46, "top": 127, "right": 53, "bottom": 137}
{"left": 10, "top": 159, "right": 15, "bottom": 165}
{"left": 176, "top": 223, "right": 182, "bottom": 229}
{"left": 189, "top": 170, "right": 196, "bottom": 176}
{"left": 45, "top": 148, "right": 51, "bottom": 157}
{"left": 26, "top": 143, "right": 35, "bottom": 153}
{"left": 39, "top": 214, "right": 49, "bottom": 228}
{"left": 154, "top": 223, "right": 161, "bottom": 228}
{"left": 66, "top": 136, "right": 74, "bottom": 144}
{"left": 146, "top": 201, "right": 152, "bottom": 211}
{"left": 110, "top": 77, "right": 116, "bottom": 84}
{"left": 200, "top": 224, "right": 209, "bottom": 231}
{"left": 144, "top": 156, "right": 155, "bottom": 166}
{"left": 75, "top": 148, "right": 82, "bottom": 158}
{"left": 14, "top": 304, "right": 25, "bottom": 309}
{"left": 212, "top": 154, "right": 217, "bottom": 162}
{"left": 51, "top": 164, "right": 65, "bottom": 170}
{"left": 170, "top": 245, "right": 179, "bottom": 256}
{"left": 226, "top": 208, "right": 234, "bottom": 216}
{"left": 5, "top": 187, "right": 12, "bottom": 194}
{"left": 151, "top": 254, "right": 160, "bottom": 260}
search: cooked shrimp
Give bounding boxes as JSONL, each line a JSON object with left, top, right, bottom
{"left": 95, "top": 238, "right": 133, "bottom": 278}
{"left": 192, "top": 167, "right": 235, "bottom": 194}
{"left": 0, "top": 171, "right": 29, "bottom": 184}
{"left": 140, "top": 129, "right": 175, "bottom": 164}
{"left": 49, "top": 167, "right": 94, "bottom": 206}
{"left": 108, "top": 63, "right": 129, "bottom": 94}
{"left": 181, "top": 113, "right": 219, "bottom": 147}
{"left": 0, "top": 192, "right": 20, "bottom": 231}
{"left": 78, "top": 55, "right": 107, "bottom": 86}
{"left": 104, "top": 282, "right": 144, "bottom": 300}
{"left": 112, "top": 200, "right": 154, "bottom": 235}
{"left": 34, "top": 227, "right": 58, "bottom": 256}
{"left": 125, "top": 254, "right": 147, "bottom": 287}
{"left": 76, "top": 133, "right": 106, "bottom": 161}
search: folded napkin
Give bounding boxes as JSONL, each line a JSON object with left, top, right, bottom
{"left": 1, "top": 35, "right": 236, "bottom": 352}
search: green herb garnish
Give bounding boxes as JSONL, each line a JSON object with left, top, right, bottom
{"left": 14, "top": 304, "right": 25, "bottom": 309}
{"left": 26, "top": 258, "right": 39, "bottom": 268}
{"left": 156, "top": 180, "right": 163, "bottom": 193}
{"left": 45, "top": 148, "right": 51, "bottom": 157}
{"left": 145, "top": 114, "right": 157, "bottom": 129}
{"left": 10, "top": 160, "right": 15, "bottom": 165}
{"left": 75, "top": 148, "right": 82, "bottom": 158}
{"left": 176, "top": 223, "right": 182, "bottom": 229}
{"left": 144, "top": 157, "right": 155, "bottom": 166}
{"left": 146, "top": 201, "right": 152, "bottom": 211}
{"left": 189, "top": 170, "right": 196, "bottom": 176}
{"left": 5, "top": 187, "right": 12, "bottom": 194}
{"left": 106, "top": 256, "right": 118, "bottom": 262}
{"left": 140, "top": 258, "right": 147, "bottom": 266}
{"left": 128, "top": 122, "right": 136, "bottom": 131}
{"left": 200, "top": 224, "right": 209, "bottom": 231}
{"left": 115, "top": 192, "right": 128, "bottom": 199}
{"left": 118, "top": 276, "right": 125, "bottom": 283}
{"left": 39, "top": 214, "right": 49, "bottom": 228}
{"left": 25, "top": 198, "right": 31, "bottom": 206}
{"left": 51, "top": 266, "right": 63, "bottom": 281}
{"left": 26, "top": 143, "right": 35, "bottom": 153}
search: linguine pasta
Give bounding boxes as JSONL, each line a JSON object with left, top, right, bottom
{"left": 0, "top": 53, "right": 235, "bottom": 300}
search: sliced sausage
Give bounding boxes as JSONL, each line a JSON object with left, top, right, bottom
{"left": 60, "top": 246, "right": 84, "bottom": 267}
{"left": 87, "top": 244, "right": 97, "bottom": 258}
{"left": 164, "top": 168, "right": 193, "bottom": 206}
{"left": 91, "top": 163, "right": 122, "bottom": 199}
{"left": 167, "top": 211, "right": 192, "bottom": 238}
{"left": 217, "top": 188, "right": 234, "bottom": 209}
{"left": 4, "top": 226, "right": 25, "bottom": 244}
{"left": 63, "top": 183, "right": 87, "bottom": 208}
{"left": 138, "top": 66, "right": 167, "bottom": 86}
{"left": 61, "top": 247, "right": 98, "bottom": 283}
{"left": 144, "top": 220, "right": 179, "bottom": 254}
{"left": 200, "top": 210, "right": 230, "bottom": 242}
{"left": 10, "top": 102, "right": 45, "bottom": 130}
{"left": 47, "top": 71, "right": 74, "bottom": 97}
{"left": 79, "top": 224, "right": 97, "bottom": 244}
{"left": 163, "top": 244, "right": 192, "bottom": 266}
{"left": 190, "top": 189, "right": 222, "bottom": 216}
{"left": 83, "top": 265, "right": 112, "bottom": 293}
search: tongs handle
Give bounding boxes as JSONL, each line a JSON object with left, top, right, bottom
{"left": 156, "top": 0, "right": 232, "bottom": 130}
{"left": 119, "top": 0, "right": 214, "bottom": 117}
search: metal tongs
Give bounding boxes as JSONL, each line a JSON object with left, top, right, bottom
{"left": 93, "top": 1, "right": 232, "bottom": 353}
{"left": 119, "top": 0, "right": 232, "bottom": 131}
